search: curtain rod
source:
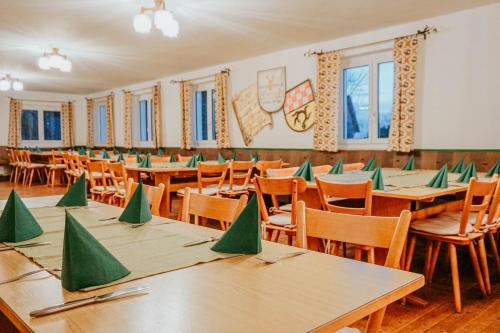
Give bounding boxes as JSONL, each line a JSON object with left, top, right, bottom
{"left": 170, "top": 68, "right": 230, "bottom": 84}
{"left": 123, "top": 81, "right": 161, "bottom": 94}
{"left": 10, "top": 97, "right": 76, "bottom": 103}
{"left": 86, "top": 92, "right": 114, "bottom": 101}
{"left": 304, "top": 25, "right": 437, "bottom": 57}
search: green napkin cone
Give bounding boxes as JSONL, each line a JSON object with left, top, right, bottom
{"left": 119, "top": 182, "right": 152, "bottom": 224}
{"left": 362, "top": 156, "right": 376, "bottom": 171}
{"left": 157, "top": 148, "right": 163, "bottom": 156}
{"left": 217, "top": 153, "right": 226, "bottom": 164}
{"left": 169, "top": 153, "right": 176, "bottom": 162}
{"left": 456, "top": 162, "right": 478, "bottom": 183}
{"left": 185, "top": 154, "right": 198, "bottom": 168}
{"left": 78, "top": 148, "right": 86, "bottom": 156}
{"left": 197, "top": 153, "right": 206, "bottom": 162}
{"left": 450, "top": 158, "right": 466, "bottom": 173}
{"left": 294, "top": 159, "right": 314, "bottom": 182}
{"left": 138, "top": 153, "right": 152, "bottom": 168}
{"left": 211, "top": 195, "right": 262, "bottom": 254}
{"left": 486, "top": 160, "right": 500, "bottom": 177}
{"left": 370, "top": 166, "right": 385, "bottom": 190}
{"left": 128, "top": 149, "right": 133, "bottom": 155}
{"left": 427, "top": 165, "right": 449, "bottom": 188}
{"left": 34, "top": 146, "right": 41, "bottom": 153}
{"left": 250, "top": 152, "right": 260, "bottom": 162}
{"left": 89, "top": 149, "right": 96, "bottom": 158}
{"left": 113, "top": 148, "right": 119, "bottom": 155}
{"left": 232, "top": 151, "right": 237, "bottom": 161}
{"left": 135, "top": 152, "right": 142, "bottom": 163}
{"left": 401, "top": 155, "right": 416, "bottom": 171}
{"left": 0, "top": 190, "right": 43, "bottom": 242}
{"left": 329, "top": 158, "right": 343, "bottom": 174}
{"left": 57, "top": 174, "right": 88, "bottom": 207}
{"left": 61, "top": 211, "right": 130, "bottom": 291}
{"left": 101, "top": 150, "right": 110, "bottom": 159}
{"left": 116, "top": 153, "right": 124, "bottom": 163}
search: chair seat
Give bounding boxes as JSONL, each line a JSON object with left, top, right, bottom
{"left": 177, "top": 186, "right": 219, "bottom": 196}
{"left": 219, "top": 184, "right": 249, "bottom": 192}
{"left": 268, "top": 213, "right": 293, "bottom": 227}
{"left": 410, "top": 211, "right": 475, "bottom": 236}
{"left": 279, "top": 203, "right": 292, "bottom": 212}
{"left": 91, "top": 171, "right": 111, "bottom": 178}
{"left": 26, "top": 163, "right": 46, "bottom": 169}
{"left": 91, "top": 186, "right": 116, "bottom": 193}
{"left": 47, "top": 163, "right": 66, "bottom": 169}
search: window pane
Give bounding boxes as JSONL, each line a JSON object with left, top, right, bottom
{"left": 99, "top": 105, "right": 107, "bottom": 143}
{"left": 378, "top": 62, "right": 394, "bottom": 139}
{"left": 211, "top": 89, "right": 216, "bottom": 140}
{"left": 195, "top": 91, "right": 208, "bottom": 141}
{"left": 343, "top": 66, "right": 369, "bottom": 139}
{"left": 21, "top": 110, "right": 39, "bottom": 141}
{"left": 139, "top": 100, "right": 148, "bottom": 141}
{"left": 43, "top": 111, "right": 61, "bottom": 140}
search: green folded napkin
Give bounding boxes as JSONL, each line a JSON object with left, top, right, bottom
{"left": 57, "top": 147, "right": 63, "bottom": 152}
{"left": 370, "top": 166, "right": 385, "bottom": 190}
{"left": 128, "top": 149, "right": 133, "bottom": 155}
{"left": 0, "top": 190, "right": 43, "bottom": 242}
{"left": 232, "top": 151, "right": 238, "bottom": 161}
{"left": 217, "top": 153, "right": 226, "bottom": 164}
{"left": 169, "top": 153, "right": 176, "bottom": 162}
{"left": 157, "top": 148, "right": 163, "bottom": 157}
{"left": 211, "top": 195, "right": 262, "bottom": 254}
{"left": 135, "top": 152, "right": 142, "bottom": 163}
{"left": 57, "top": 174, "right": 88, "bottom": 207}
{"left": 61, "top": 211, "right": 130, "bottom": 291}
{"left": 138, "top": 153, "right": 152, "bottom": 168}
{"left": 118, "top": 181, "right": 152, "bottom": 224}
{"left": 101, "top": 151, "right": 110, "bottom": 159}
{"left": 401, "top": 155, "right": 416, "bottom": 171}
{"left": 116, "top": 153, "right": 124, "bottom": 163}
{"left": 329, "top": 158, "right": 343, "bottom": 174}
{"left": 486, "top": 160, "right": 500, "bottom": 177}
{"left": 113, "top": 148, "right": 119, "bottom": 155}
{"left": 456, "top": 162, "right": 477, "bottom": 183}
{"left": 185, "top": 154, "right": 198, "bottom": 168}
{"left": 89, "top": 149, "right": 96, "bottom": 158}
{"left": 427, "top": 165, "right": 449, "bottom": 188}
{"left": 362, "top": 156, "right": 376, "bottom": 171}
{"left": 294, "top": 159, "right": 314, "bottom": 182}
{"left": 250, "top": 152, "right": 260, "bottom": 162}
{"left": 197, "top": 153, "right": 206, "bottom": 162}
{"left": 450, "top": 158, "right": 466, "bottom": 173}
{"left": 78, "top": 148, "right": 86, "bottom": 156}
{"left": 34, "top": 146, "right": 41, "bottom": 153}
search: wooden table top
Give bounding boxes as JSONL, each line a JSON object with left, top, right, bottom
{"left": 0, "top": 197, "right": 424, "bottom": 333}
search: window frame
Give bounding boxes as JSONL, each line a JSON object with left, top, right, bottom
{"left": 93, "top": 100, "right": 107, "bottom": 147}
{"left": 20, "top": 102, "right": 62, "bottom": 148}
{"left": 339, "top": 49, "right": 394, "bottom": 150}
{"left": 191, "top": 81, "right": 216, "bottom": 148}
{"left": 132, "top": 92, "right": 154, "bottom": 148}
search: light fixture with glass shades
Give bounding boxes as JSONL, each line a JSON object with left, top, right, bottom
{"left": 0, "top": 74, "right": 24, "bottom": 91}
{"left": 133, "top": 0, "right": 179, "bottom": 38}
{"left": 38, "top": 48, "right": 72, "bottom": 72}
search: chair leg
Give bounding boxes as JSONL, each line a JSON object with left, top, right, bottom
{"left": 428, "top": 241, "right": 442, "bottom": 284}
{"left": 424, "top": 240, "right": 434, "bottom": 281}
{"left": 28, "top": 169, "right": 35, "bottom": 187}
{"left": 477, "top": 237, "right": 491, "bottom": 295}
{"left": 365, "top": 306, "right": 387, "bottom": 333}
{"left": 405, "top": 235, "right": 417, "bottom": 271}
{"left": 468, "top": 242, "right": 487, "bottom": 296}
{"left": 488, "top": 232, "right": 500, "bottom": 273}
{"left": 354, "top": 247, "right": 362, "bottom": 261}
{"left": 367, "top": 247, "right": 375, "bottom": 264}
{"left": 273, "top": 230, "right": 281, "bottom": 242}
{"left": 287, "top": 234, "right": 293, "bottom": 246}
{"left": 448, "top": 243, "right": 462, "bottom": 313}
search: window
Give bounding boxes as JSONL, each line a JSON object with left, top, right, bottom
{"left": 132, "top": 93, "right": 154, "bottom": 147}
{"left": 20, "top": 104, "right": 62, "bottom": 147}
{"left": 93, "top": 102, "right": 107, "bottom": 146}
{"left": 21, "top": 110, "right": 39, "bottom": 141}
{"left": 193, "top": 82, "right": 216, "bottom": 146}
{"left": 43, "top": 111, "right": 61, "bottom": 140}
{"left": 340, "top": 50, "right": 394, "bottom": 148}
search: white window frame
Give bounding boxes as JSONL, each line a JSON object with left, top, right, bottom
{"left": 192, "top": 80, "right": 216, "bottom": 148}
{"left": 339, "top": 49, "right": 394, "bottom": 150}
{"left": 20, "top": 101, "right": 62, "bottom": 148}
{"left": 132, "top": 92, "right": 154, "bottom": 148}
{"left": 93, "top": 100, "right": 107, "bottom": 147}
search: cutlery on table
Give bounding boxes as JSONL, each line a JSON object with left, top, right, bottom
{"left": 0, "top": 242, "right": 51, "bottom": 252}
{"left": 257, "top": 250, "right": 308, "bottom": 264}
{"left": 0, "top": 268, "right": 61, "bottom": 285}
{"left": 30, "top": 286, "right": 150, "bottom": 317}
{"left": 130, "top": 221, "right": 175, "bottom": 228}
{"left": 98, "top": 216, "right": 119, "bottom": 221}
{"left": 183, "top": 236, "right": 219, "bottom": 247}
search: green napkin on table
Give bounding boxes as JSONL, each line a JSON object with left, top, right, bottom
{"left": 101, "top": 151, "right": 110, "bottom": 159}
{"left": 232, "top": 151, "right": 238, "bottom": 161}
{"left": 128, "top": 149, "right": 133, "bottom": 155}
{"left": 450, "top": 158, "right": 466, "bottom": 173}
{"left": 0, "top": 190, "right": 43, "bottom": 242}
{"left": 456, "top": 162, "right": 477, "bottom": 183}
{"left": 61, "top": 211, "right": 130, "bottom": 291}
{"left": 57, "top": 174, "right": 88, "bottom": 207}
{"left": 138, "top": 153, "right": 152, "bottom": 168}
{"left": 250, "top": 152, "right": 260, "bottom": 162}
{"left": 79, "top": 148, "right": 86, "bottom": 156}
{"left": 119, "top": 181, "right": 152, "bottom": 224}
{"left": 427, "top": 165, "right": 448, "bottom": 188}
{"left": 135, "top": 152, "right": 142, "bottom": 163}
{"left": 486, "top": 160, "right": 500, "bottom": 177}
{"left": 89, "top": 150, "right": 96, "bottom": 158}
{"left": 370, "top": 166, "right": 385, "bottom": 190}
{"left": 169, "top": 153, "right": 176, "bottom": 162}
{"left": 34, "top": 146, "right": 42, "bottom": 153}
{"left": 157, "top": 148, "right": 164, "bottom": 157}
{"left": 197, "top": 153, "right": 206, "bottom": 162}
{"left": 401, "top": 155, "right": 416, "bottom": 171}
{"left": 294, "top": 159, "right": 314, "bottom": 182}
{"left": 116, "top": 153, "right": 124, "bottom": 163}
{"left": 329, "top": 158, "right": 343, "bottom": 174}
{"left": 211, "top": 195, "right": 262, "bottom": 254}
{"left": 113, "top": 148, "right": 119, "bottom": 155}
{"left": 185, "top": 154, "right": 198, "bottom": 168}
{"left": 362, "top": 156, "right": 376, "bottom": 171}
{"left": 217, "top": 153, "right": 226, "bottom": 164}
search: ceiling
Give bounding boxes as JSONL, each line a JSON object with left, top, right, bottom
{"left": 0, "top": 0, "right": 497, "bottom": 94}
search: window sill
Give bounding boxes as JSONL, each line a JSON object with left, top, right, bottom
{"left": 338, "top": 141, "right": 389, "bottom": 151}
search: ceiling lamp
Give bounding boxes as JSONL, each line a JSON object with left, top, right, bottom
{"left": 134, "top": 0, "right": 179, "bottom": 37}
{"left": 38, "top": 48, "right": 72, "bottom": 72}
{"left": 0, "top": 74, "right": 23, "bottom": 91}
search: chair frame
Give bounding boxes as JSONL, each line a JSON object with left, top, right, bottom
{"left": 125, "top": 178, "right": 165, "bottom": 216}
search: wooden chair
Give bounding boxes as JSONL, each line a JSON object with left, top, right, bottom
{"left": 176, "top": 154, "right": 192, "bottom": 162}
{"left": 87, "top": 161, "right": 115, "bottom": 202}
{"left": 46, "top": 151, "right": 66, "bottom": 188}
{"left": 108, "top": 162, "right": 128, "bottom": 206}
{"left": 344, "top": 162, "right": 365, "bottom": 171}
{"left": 255, "top": 160, "right": 283, "bottom": 177}
{"left": 254, "top": 176, "right": 307, "bottom": 245}
{"left": 125, "top": 178, "right": 165, "bottom": 216}
{"left": 482, "top": 178, "right": 500, "bottom": 274}
{"left": 178, "top": 162, "right": 229, "bottom": 196}
{"left": 20, "top": 150, "right": 46, "bottom": 187}
{"left": 7, "top": 149, "right": 20, "bottom": 183}
{"left": 312, "top": 164, "right": 332, "bottom": 175}
{"left": 181, "top": 187, "right": 248, "bottom": 230}
{"left": 219, "top": 160, "right": 254, "bottom": 197}
{"left": 296, "top": 201, "right": 412, "bottom": 333}
{"left": 406, "top": 177, "right": 497, "bottom": 312}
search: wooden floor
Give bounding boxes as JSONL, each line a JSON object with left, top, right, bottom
{"left": 0, "top": 181, "right": 498, "bottom": 333}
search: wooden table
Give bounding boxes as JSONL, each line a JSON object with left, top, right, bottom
{"left": 0, "top": 197, "right": 424, "bottom": 333}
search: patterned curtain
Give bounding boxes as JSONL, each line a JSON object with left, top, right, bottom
{"left": 313, "top": 51, "right": 340, "bottom": 152}
{"left": 388, "top": 36, "right": 419, "bottom": 152}
{"left": 86, "top": 98, "right": 94, "bottom": 147}
{"left": 105, "top": 94, "right": 115, "bottom": 147}
{"left": 123, "top": 91, "right": 133, "bottom": 149}
{"left": 152, "top": 84, "right": 162, "bottom": 148}
{"left": 61, "top": 102, "right": 74, "bottom": 147}
{"left": 7, "top": 98, "right": 21, "bottom": 148}
{"left": 180, "top": 81, "right": 192, "bottom": 150}
{"left": 214, "top": 72, "right": 231, "bottom": 148}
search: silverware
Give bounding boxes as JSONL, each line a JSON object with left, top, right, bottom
{"left": 0, "top": 242, "right": 52, "bottom": 252}
{"left": 183, "top": 236, "right": 219, "bottom": 247}
{"left": 30, "top": 285, "right": 149, "bottom": 317}
{"left": 98, "top": 216, "right": 119, "bottom": 221}
{"left": 130, "top": 221, "right": 175, "bottom": 228}
{"left": 0, "top": 268, "right": 61, "bottom": 285}
{"left": 257, "top": 250, "right": 308, "bottom": 264}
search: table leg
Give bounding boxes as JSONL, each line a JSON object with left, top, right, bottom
{"left": 154, "top": 174, "right": 171, "bottom": 218}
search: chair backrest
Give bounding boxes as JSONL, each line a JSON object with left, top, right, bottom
{"left": 267, "top": 167, "right": 298, "bottom": 178}
{"left": 255, "top": 160, "right": 283, "bottom": 177}
{"left": 180, "top": 187, "right": 248, "bottom": 225}
{"left": 197, "top": 162, "right": 229, "bottom": 193}
{"left": 15, "top": 149, "right": 25, "bottom": 164}
{"left": 315, "top": 176, "right": 373, "bottom": 215}
{"left": 50, "top": 151, "right": 64, "bottom": 164}
{"left": 254, "top": 176, "right": 307, "bottom": 225}
{"left": 7, "top": 148, "right": 15, "bottom": 163}
{"left": 125, "top": 178, "right": 165, "bottom": 216}
{"left": 108, "top": 162, "right": 128, "bottom": 192}
{"left": 176, "top": 154, "right": 192, "bottom": 162}
{"left": 87, "top": 161, "right": 107, "bottom": 188}
{"left": 487, "top": 178, "right": 500, "bottom": 225}
{"left": 343, "top": 162, "right": 365, "bottom": 171}
{"left": 312, "top": 165, "right": 332, "bottom": 175}
{"left": 461, "top": 177, "right": 497, "bottom": 234}
{"left": 229, "top": 161, "right": 254, "bottom": 188}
